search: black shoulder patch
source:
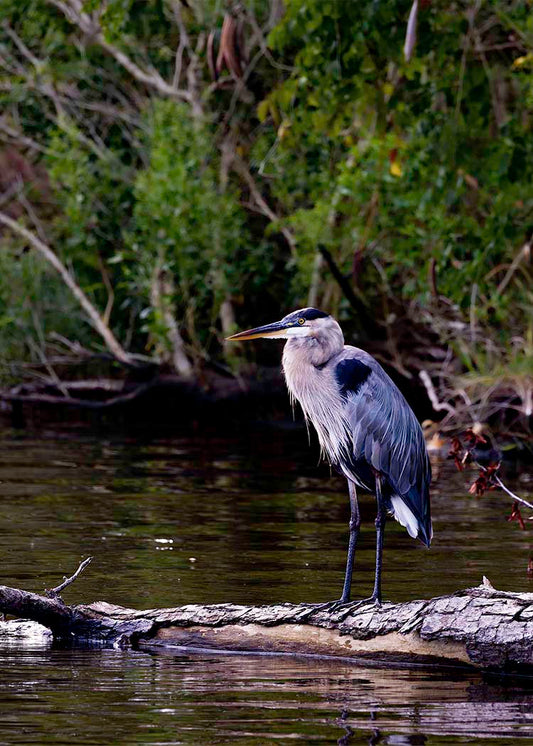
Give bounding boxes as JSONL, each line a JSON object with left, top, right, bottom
{"left": 335, "top": 358, "right": 371, "bottom": 398}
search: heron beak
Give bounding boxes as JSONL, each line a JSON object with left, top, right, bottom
{"left": 225, "top": 320, "right": 288, "bottom": 341}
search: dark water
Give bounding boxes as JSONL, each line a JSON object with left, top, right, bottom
{"left": 0, "top": 427, "right": 532, "bottom": 744}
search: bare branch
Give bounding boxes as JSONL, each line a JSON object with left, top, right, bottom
{"left": 1, "top": 48, "right": 120, "bottom": 163}
{"left": 100, "top": 39, "right": 191, "bottom": 101}
{"left": 239, "top": 5, "right": 294, "bottom": 73}
{"left": 0, "top": 118, "right": 49, "bottom": 154}
{"left": 419, "top": 370, "right": 456, "bottom": 414}
{"left": 17, "top": 187, "right": 49, "bottom": 244}
{"left": 55, "top": 93, "right": 141, "bottom": 129}
{"left": 97, "top": 254, "right": 115, "bottom": 327}
{"left": 221, "top": 46, "right": 263, "bottom": 127}
{"left": 173, "top": 33, "right": 186, "bottom": 89}
{"left": 46, "top": 0, "right": 97, "bottom": 34}
{"left": 150, "top": 255, "right": 193, "bottom": 377}
{"left": 27, "top": 313, "right": 72, "bottom": 399}
{"left": 171, "top": 0, "right": 190, "bottom": 88}
{"left": 2, "top": 22, "right": 65, "bottom": 116}
{"left": 403, "top": 0, "right": 418, "bottom": 62}
{"left": 233, "top": 156, "right": 296, "bottom": 254}
{"left": 45, "top": 557, "right": 92, "bottom": 600}
{"left": 46, "top": 0, "right": 193, "bottom": 104}
{"left": 169, "top": 3, "right": 204, "bottom": 117}
{"left": 0, "top": 211, "right": 136, "bottom": 366}
{"left": 12, "top": 378, "right": 125, "bottom": 393}
{"left": 494, "top": 241, "right": 531, "bottom": 298}
{"left": 494, "top": 475, "right": 533, "bottom": 512}
{"left": 2, "top": 22, "right": 42, "bottom": 68}
{"left": 0, "top": 179, "right": 24, "bottom": 208}
{"left": 265, "top": 0, "right": 285, "bottom": 33}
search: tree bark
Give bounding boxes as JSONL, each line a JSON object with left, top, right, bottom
{"left": 1, "top": 582, "right": 532, "bottom": 671}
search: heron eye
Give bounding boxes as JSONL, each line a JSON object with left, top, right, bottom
{"left": 298, "top": 318, "right": 305, "bottom": 326}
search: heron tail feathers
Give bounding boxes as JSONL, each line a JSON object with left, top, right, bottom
{"left": 390, "top": 493, "right": 432, "bottom": 547}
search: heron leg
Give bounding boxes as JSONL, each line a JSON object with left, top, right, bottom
{"left": 339, "top": 480, "right": 360, "bottom": 603}
{"left": 371, "top": 474, "right": 386, "bottom": 605}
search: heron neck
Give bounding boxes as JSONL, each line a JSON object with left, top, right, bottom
{"left": 281, "top": 326, "right": 349, "bottom": 466}
{"left": 282, "top": 325, "right": 344, "bottom": 369}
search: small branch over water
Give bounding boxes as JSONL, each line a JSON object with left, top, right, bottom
{"left": 493, "top": 475, "right": 533, "bottom": 512}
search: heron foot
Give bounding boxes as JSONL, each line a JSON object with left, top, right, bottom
{"left": 309, "top": 599, "right": 347, "bottom": 613}
{"left": 309, "top": 595, "right": 380, "bottom": 612}
{"left": 305, "top": 596, "right": 359, "bottom": 618}
{"left": 341, "top": 595, "right": 382, "bottom": 612}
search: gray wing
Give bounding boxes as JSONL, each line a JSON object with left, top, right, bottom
{"left": 335, "top": 351, "right": 432, "bottom": 544}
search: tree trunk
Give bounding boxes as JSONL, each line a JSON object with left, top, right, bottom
{"left": 150, "top": 259, "right": 193, "bottom": 378}
{"left": 1, "top": 582, "right": 532, "bottom": 672}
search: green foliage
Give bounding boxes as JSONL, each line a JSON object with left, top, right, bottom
{"left": 47, "top": 123, "right": 132, "bottom": 262}
{"left": 126, "top": 101, "right": 250, "bottom": 351}
{"left": 0, "top": 0, "right": 530, "bottom": 418}
{"left": 257, "top": 0, "right": 532, "bottom": 368}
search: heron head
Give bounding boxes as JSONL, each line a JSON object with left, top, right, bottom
{"left": 225, "top": 307, "right": 332, "bottom": 342}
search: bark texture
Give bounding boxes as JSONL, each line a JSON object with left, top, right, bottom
{"left": 1, "top": 582, "right": 532, "bottom": 671}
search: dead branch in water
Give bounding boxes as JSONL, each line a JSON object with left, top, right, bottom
{"left": 45, "top": 557, "right": 92, "bottom": 601}
{"left": 0, "top": 562, "right": 532, "bottom": 670}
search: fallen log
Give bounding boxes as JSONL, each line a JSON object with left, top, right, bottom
{"left": 1, "top": 577, "right": 532, "bottom": 673}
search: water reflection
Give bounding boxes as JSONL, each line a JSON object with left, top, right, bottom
{"left": 0, "top": 428, "right": 531, "bottom": 743}
{"left": 0, "top": 645, "right": 531, "bottom": 744}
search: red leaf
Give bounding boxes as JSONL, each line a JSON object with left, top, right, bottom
{"left": 463, "top": 428, "right": 487, "bottom": 447}
{"left": 469, "top": 472, "right": 489, "bottom": 496}
{"left": 507, "top": 502, "right": 526, "bottom": 530}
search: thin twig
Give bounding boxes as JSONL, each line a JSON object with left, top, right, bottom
{"left": 171, "top": 0, "right": 189, "bottom": 88}
{"left": 0, "top": 179, "right": 24, "bottom": 208}
{"left": 494, "top": 242, "right": 531, "bottom": 298}
{"left": 233, "top": 156, "right": 296, "bottom": 254}
{"left": 0, "top": 118, "right": 49, "bottom": 154}
{"left": 27, "top": 317, "right": 72, "bottom": 399}
{"left": 46, "top": 0, "right": 192, "bottom": 104}
{"left": 97, "top": 254, "right": 115, "bottom": 327}
{"left": 240, "top": 5, "right": 294, "bottom": 72}
{"left": 45, "top": 556, "right": 93, "bottom": 600}
{"left": 221, "top": 47, "right": 263, "bottom": 127}
{"left": 493, "top": 474, "right": 533, "bottom": 511}
{"left": 2, "top": 21, "right": 42, "bottom": 68}
{"left": 419, "top": 370, "right": 456, "bottom": 414}
{"left": 17, "top": 187, "right": 49, "bottom": 244}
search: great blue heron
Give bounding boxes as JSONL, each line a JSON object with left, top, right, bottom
{"left": 227, "top": 307, "right": 432, "bottom": 605}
